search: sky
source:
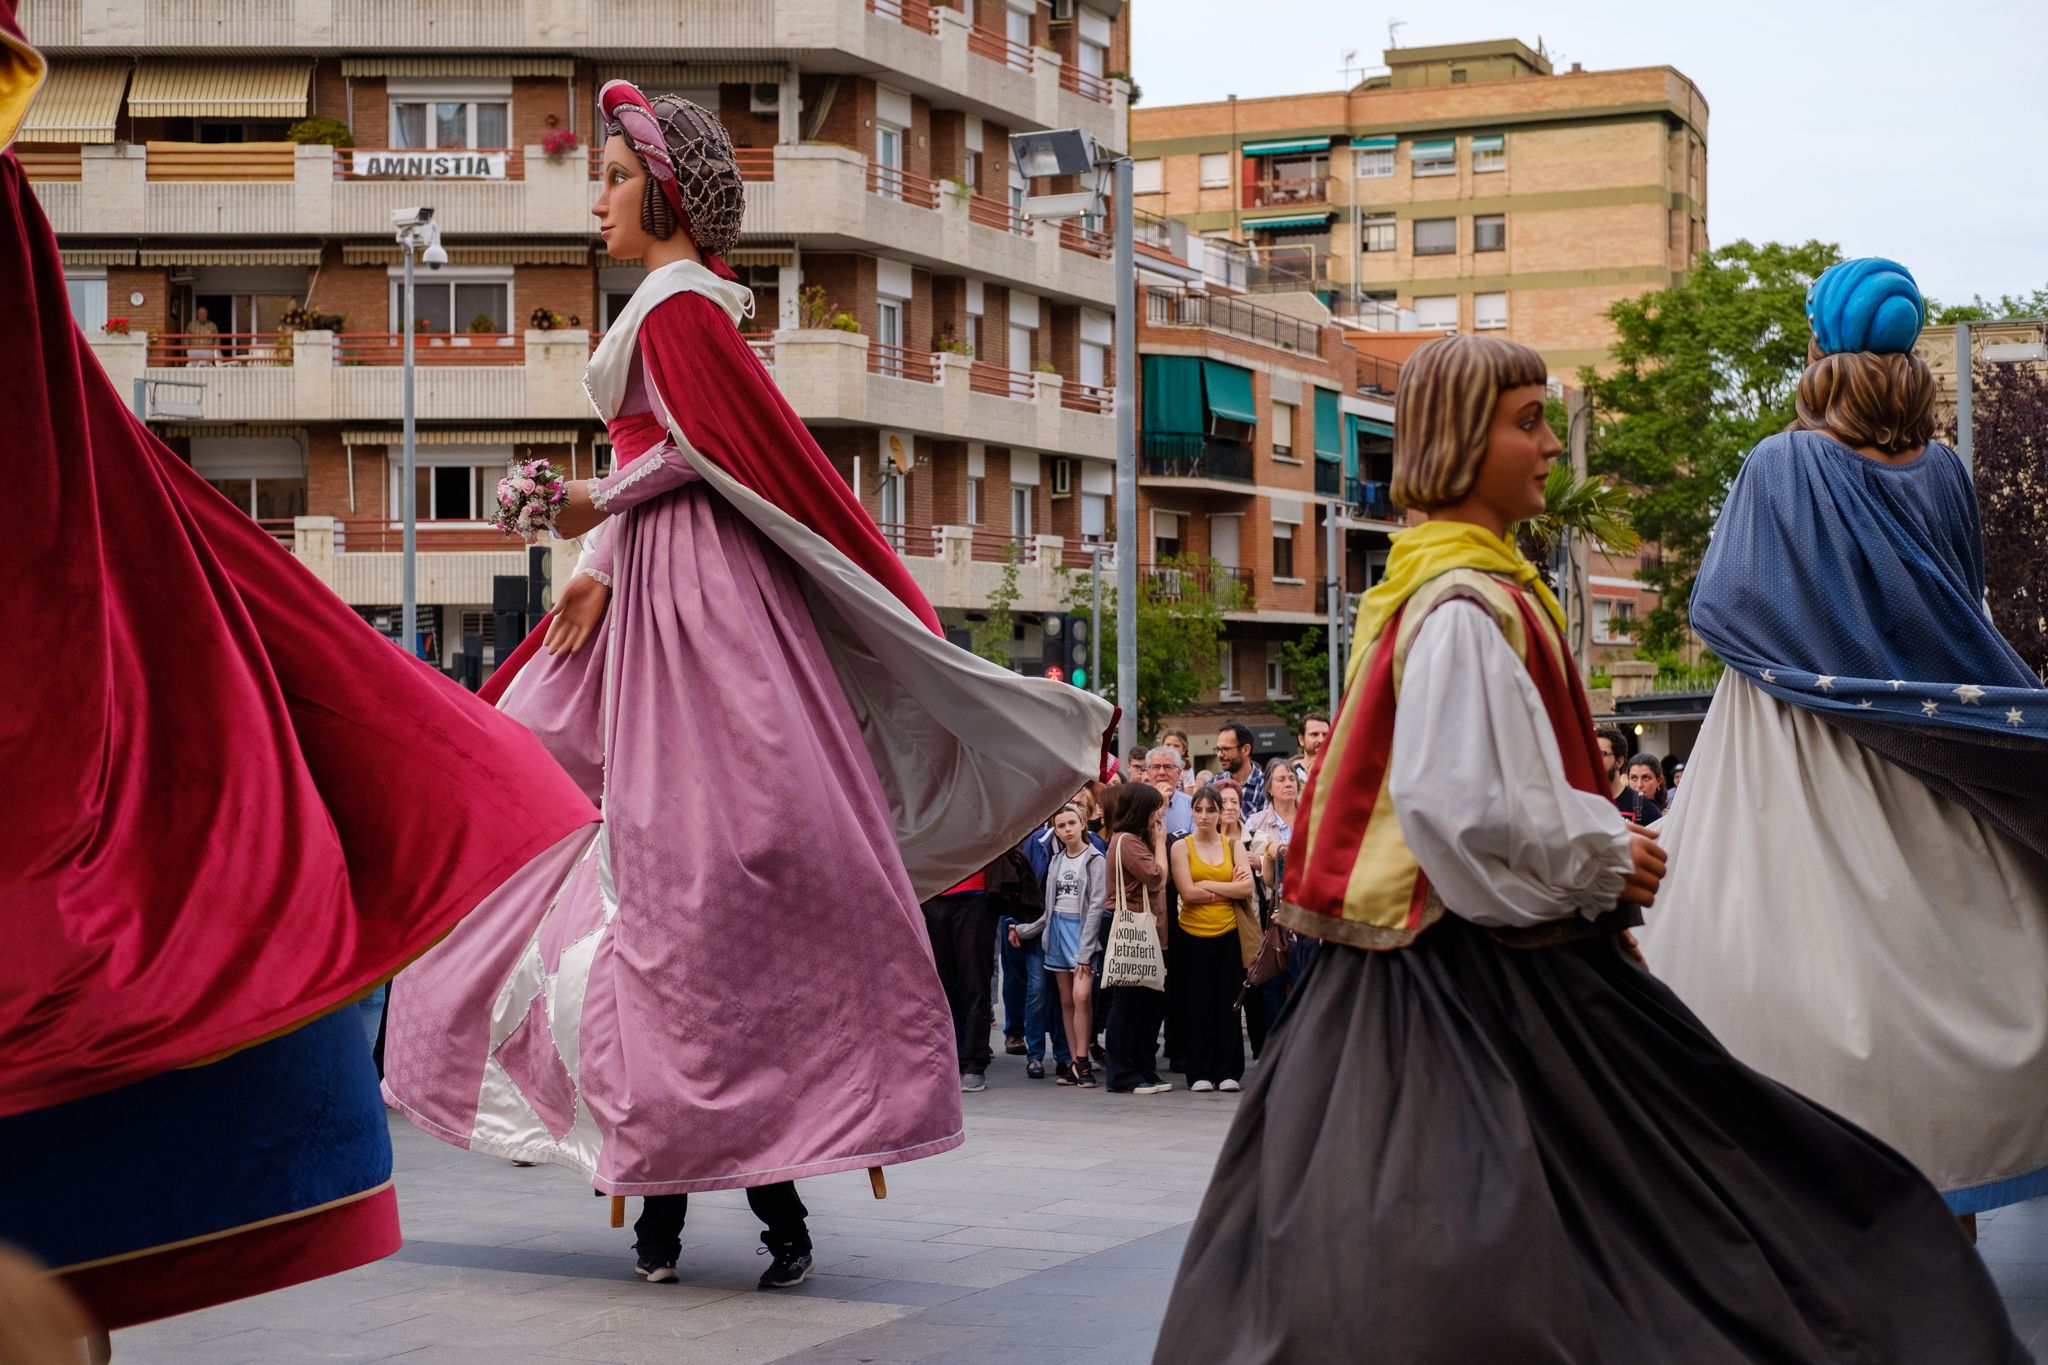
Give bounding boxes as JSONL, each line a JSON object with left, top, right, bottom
{"left": 1130, "top": 0, "right": 2048, "bottom": 308}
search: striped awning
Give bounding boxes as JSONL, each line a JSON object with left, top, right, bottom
{"left": 58, "top": 246, "right": 138, "bottom": 266}
{"left": 341, "top": 57, "right": 573, "bottom": 78}
{"left": 139, "top": 247, "right": 321, "bottom": 266}
{"left": 341, "top": 244, "right": 591, "bottom": 266}
{"left": 1471, "top": 134, "right": 1504, "bottom": 153}
{"left": 1240, "top": 136, "right": 1330, "bottom": 157}
{"left": 20, "top": 61, "right": 128, "bottom": 144}
{"left": 595, "top": 63, "right": 784, "bottom": 88}
{"left": 1241, "top": 211, "right": 1333, "bottom": 230}
{"left": 128, "top": 61, "right": 310, "bottom": 119}
{"left": 341, "top": 427, "right": 584, "bottom": 446}
{"left": 157, "top": 422, "right": 303, "bottom": 437}
{"left": 1350, "top": 135, "right": 1397, "bottom": 150}
{"left": 1409, "top": 138, "right": 1456, "bottom": 157}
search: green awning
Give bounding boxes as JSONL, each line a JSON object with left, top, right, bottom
{"left": 1241, "top": 136, "right": 1331, "bottom": 157}
{"left": 1143, "top": 355, "right": 1205, "bottom": 435}
{"left": 1409, "top": 138, "right": 1455, "bottom": 157}
{"left": 1344, "top": 415, "right": 1394, "bottom": 479}
{"left": 1470, "top": 133, "right": 1504, "bottom": 152}
{"left": 1354, "top": 417, "right": 1394, "bottom": 438}
{"left": 1201, "top": 360, "right": 1257, "bottom": 425}
{"left": 1349, "top": 135, "right": 1397, "bottom": 150}
{"left": 1242, "top": 211, "right": 1333, "bottom": 230}
{"left": 1313, "top": 387, "right": 1341, "bottom": 461}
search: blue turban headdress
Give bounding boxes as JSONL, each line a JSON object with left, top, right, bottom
{"left": 1805, "top": 257, "right": 1926, "bottom": 356}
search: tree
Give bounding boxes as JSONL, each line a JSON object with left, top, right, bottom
{"left": 1581, "top": 239, "right": 1841, "bottom": 654}
{"left": 1061, "top": 557, "right": 1243, "bottom": 741}
{"left": 1929, "top": 286, "right": 2048, "bottom": 325}
{"left": 967, "top": 545, "right": 1021, "bottom": 668}
{"left": 1969, "top": 360, "right": 2048, "bottom": 681}
{"left": 1268, "top": 629, "right": 1331, "bottom": 730}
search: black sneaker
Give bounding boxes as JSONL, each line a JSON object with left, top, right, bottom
{"left": 757, "top": 1243, "right": 814, "bottom": 1289}
{"left": 960, "top": 1071, "right": 987, "bottom": 1093}
{"left": 634, "top": 1256, "right": 678, "bottom": 1284}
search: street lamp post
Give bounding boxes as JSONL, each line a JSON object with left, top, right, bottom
{"left": 392, "top": 208, "right": 445, "bottom": 657}
{"left": 1009, "top": 127, "right": 1137, "bottom": 758}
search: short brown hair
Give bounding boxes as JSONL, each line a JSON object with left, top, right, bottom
{"left": 1392, "top": 334, "right": 1550, "bottom": 510}
{"left": 1791, "top": 340, "right": 1936, "bottom": 456}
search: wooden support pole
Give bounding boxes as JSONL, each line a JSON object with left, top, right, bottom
{"left": 868, "top": 1166, "right": 887, "bottom": 1200}
{"left": 610, "top": 1194, "right": 625, "bottom": 1228}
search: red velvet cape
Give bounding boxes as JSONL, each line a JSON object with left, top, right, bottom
{"left": 0, "top": 138, "right": 598, "bottom": 1116}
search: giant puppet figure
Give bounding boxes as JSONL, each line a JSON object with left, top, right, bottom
{"left": 1153, "top": 333, "right": 2021, "bottom": 1362}
{"left": 0, "top": 0, "right": 599, "bottom": 1333}
{"left": 381, "top": 85, "right": 1114, "bottom": 1287}
{"left": 1643, "top": 257, "right": 2048, "bottom": 1217}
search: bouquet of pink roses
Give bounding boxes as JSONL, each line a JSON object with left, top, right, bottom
{"left": 493, "top": 458, "right": 570, "bottom": 543}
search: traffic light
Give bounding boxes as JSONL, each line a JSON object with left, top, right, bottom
{"left": 1041, "top": 613, "right": 1092, "bottom": 688}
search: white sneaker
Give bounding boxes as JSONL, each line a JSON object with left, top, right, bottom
{"left": 1218, "top": 1079, "right": 1241, "bottom": 1093}
{"left": 1190, "top": 1080, "right": 1215, "bottom": 1093}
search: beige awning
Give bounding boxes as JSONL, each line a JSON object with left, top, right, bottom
{"left": 57, "top": 246, "right": 138, "bottom": 266}
{"left": 596, "top": 63, "right": 784, "bottom": 89}
{"left": 139, "top": 247, "right": 322, "bottom": 266}
{"left": 341, "top": 57, "right": 573, "bottom": 78}
{"left": 20, "top": 61, "right": 129, "bottom": 144}
{"left": 129, "top": 61, "right": 310, "bottom": 119}
{"left": 341, "top": 243, "right": 591, "bottom": 266}
{"left": 341, "top": 427, "right": 585, "bottom": 446}
{"left": 155, "top": 422, "right": 303, "bottom": 437}
{"left": 726, "top": 248, "right": 794, "bottom": 268}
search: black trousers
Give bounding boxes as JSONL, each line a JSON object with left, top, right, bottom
{"left": 1105, "top": 981, "right": 1168, "bottom": 1092}
{"left": 633, "top": 1181, "right": 810, "bottom": 1259}
{"left": 921, "top": 892, "right": 999, "bottom": 1071}
{"left": 1177, "top": 930, "right": 1247, "bottom": 1084}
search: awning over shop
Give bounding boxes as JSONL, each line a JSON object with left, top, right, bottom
{"left": 20, "top": 61, "right": 128, "bottom": 143}
{"left": 341, "top": 57, "right": 573, "bottom": 78}
{"left": 128, "top": 61, "right": 311, "bottom": 120}
{"left": 1349, "top": 135, "right": 1397, "bottom": 150}
{"left": 1201, "top": 360, "right": 1257, "bottom": 425}
{"left": 1312, "top": 386, "right": 1341, "bottom": 461}
{"left": 1241, "top": 211, "right": 1333, "bottom": 231}
{"left": 139, "top": 248, "right": 321, "bottom": 266}
{"left": 1142, "top": 355, "right": 1204, "bottom": 435}
{"left": 1240, "top": 136, "right": 1331, "bottom": 157}
{"left": 340, "top": 427, "right": 583, "bottom": 446}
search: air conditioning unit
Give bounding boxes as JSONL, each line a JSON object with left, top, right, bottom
{"left": 748, "top": 83, "right": 780, "bottom": 116}
{"left": 1050, "top": 0, "right": 1075, "bottom": 19}
{"left": 1051, "top": 458, "right": 1072, "bottom": 494}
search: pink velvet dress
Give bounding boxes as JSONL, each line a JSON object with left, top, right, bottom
{"left": 383, "top": 352, "right": 964, "bottom": 1193}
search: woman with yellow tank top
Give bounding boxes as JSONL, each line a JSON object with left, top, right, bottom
{"left": 1170, "top": 787, "right": 1252, "bottom": 1091}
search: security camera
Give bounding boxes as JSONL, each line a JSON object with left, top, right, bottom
{"left": 391, "top": 206, "right": 434, "bottom": 229}
{"left": 422, "top": 242, "right": 448, "bottom": 269}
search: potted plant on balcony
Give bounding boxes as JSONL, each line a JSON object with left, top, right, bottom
{"left": 933, "top": 326, "right": 973, "bottom": 358}
{"left": 540, "top": 129, "right": 581, "bottom": 164}
{"left": 101, "top": 317, "right": 131, "bottom": 335}
{"left": 454, "top": 313, "right": 497, "bottom": 348}
{"left": 529, "top": 306, "right": 567, "bottom": 332}
{"left": 829, "top": 311, "right": 860, "bottom": 333}
{"left": 287, "top": 115, "right": 354, "bottom": 148}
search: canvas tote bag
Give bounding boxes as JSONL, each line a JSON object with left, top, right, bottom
{"left": 1100, "top": 833, "right": 1166, "bottom": 992}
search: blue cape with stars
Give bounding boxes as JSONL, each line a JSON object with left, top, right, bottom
{"left": 1692, "top": 429, "right": 2046, "bottom": 738}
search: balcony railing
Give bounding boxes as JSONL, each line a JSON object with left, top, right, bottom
{"left": 334, "top": 332, "right": 527, "bottom": 364}
{"left": 254, "top": 518, "right": 297, "bottom": 545}
{"left": 867, "top": 160, "right": 940, "bottom": 209}
{"left": 1249, "top": 176, "right": 1329, "bottom": 208}
{"left": 1061, "top": 381, "right": 1114, "bottom": 415}
{"left": 148, "top": 332, "right": 292, "bottom": 366}
{"left": 1245, "top": 246, "right": 1335, "bottom": 294}
{"left": 1059, "top": 220, "right": 1112, "bottom": 258}
{"left": 146, "top": 140, "right": 295, "bottom": 182}
{"left": 740, "top": 332, "right": 775, "bottom": 367}
{"left": 866, "top": 0, "right": 938, "bottom": 33}
{"left": 1357, "top": 353, "right": 1401, "bottom": 395}
{"left": 1140, "top": 433, "right": 1254, "bottom": 484}
{"left": 1346, "top": 478, "right": 1402, "bottom": 523}
{"left": 337, "top": 147, "right": 524, "bottom": 180}
{"left": 1059, "top": 63, "right": 1115, "bottom": 104}
{"left": 590, "top": 145, "right": 774, "bottom": 181}
{"left": 868, "top": 341, "right": 940, "bottom": 383}
{"left": 967, "top": 25, "right": 1035, "bottom": 72}
{"left": 969, "top": 362, "right": 1035, "bottom": 399}
{"left": 1313, "top": 460, "right": 1342, "bottom": 497}
{"left": 965, "top": 525, "right": 1037, "bottom": 563}
{"left": 968, "top": 194, "right": 1033, "bottom": 236}
{"left": 1143, "top": 560, "right": 1255, "bottom": 608}
{"left": 1144, "top": 287, "right": 1323, "bottom": 356}
{"left": 337, "top": 520, "right": 516, "bottom": 551}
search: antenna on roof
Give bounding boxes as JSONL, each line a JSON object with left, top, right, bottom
{"left": 1340, "top": 48, "right": 1365, "bottom": 86}
{"left": 1387, "top": 19, "right": 1406, "bottom": 50}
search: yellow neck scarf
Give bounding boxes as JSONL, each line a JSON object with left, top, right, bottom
{"left": 1348, "top": 519, "right": 1565, "bottom": 686}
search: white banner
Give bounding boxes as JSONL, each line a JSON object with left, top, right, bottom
{"left": 352, "top": 150, "right": 508, "bottom": 180}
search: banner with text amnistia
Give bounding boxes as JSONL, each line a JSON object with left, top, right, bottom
{"left": 351, "top": 150, "right": 508, "bottom": 179}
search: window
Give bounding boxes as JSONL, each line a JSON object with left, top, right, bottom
{"left": 964, "top": 149, "right": 981, "bottom": 191}
{"left": 1078, "top": 36, "right": 1107, "bottom": 78}
{"left": 1413, "top": 295, "right": 1458, "bottom": 330}
{"left": 388, "top": 269, "right": 512, "bottom": 335}
{"left": 1272, "top": 521, "right": 1295, "bottom": 578}
{"left": 876, "top": 298, "right": 903, "bottom": 373}
{"left": 1475, "top": 292, "right": 1508, "bottom": 330}
{"left": 1008, "top": 158, "right": 1027, "bottom": 213}
{"left": 1133, "top": 158, "right": 1163, "bottom": 194}
{"left": 391, "top": 99, "right": 509, "bottom": 150}
{"left": 1199, "top": 152, "right": 1231, "bottom": 188}
{"left": 1450, "top": 68, "right": 1468, "bottom": 84}
{"left": 1266, "top": 659, "right": 1290, "bottom": 698}
{"left": 1354, "top": 147, "right": 1394, "bottom": 179}
{"left": 1413, "top": 217, "right": 1456, "bottom": 256}
{"left": 967, "top": 476, "right": 982, "bottom": 524}
{"left": 1081, "top": 491, "right": 1107, "bottom": 539}
{"left": 1218, "top": 643, "right": 1238, "bottom": 699}
{"left": 1152, "top": 509, "right": 1183, "bottom": 561}
{"left": 1595, "top": 598, "right": 1636, "bottom": 643}
{"left": 456, "top": 610, "right": 497, "bottom": 663}
{"left": 879, "top": 471, "right": 905, "bottom": 530}
{"left": 964, "top": 313, "right": 981, "bottom": 358}
{"left": 1271, "top": 401, "right": 1295, "bottom": 457}
{"left": 1005, "top": 1, "right": 1031, "bottom": 55}
{"left": 1474, "top": 214, "right": 1505, "bottom": 252}
{"left": 65, "top": 273, "right": 108, "bottom": 332}
{"left": 1009, "top": 322, "right": 1034, "bottom": 371}
{"left": 1409, "top": 139, "right": 1455, "bottom": 177}
{"left": 1080, "top": 339, "right": 1107, "bottom": 391}
{"left": 875, "top": 123, "right": 904, "bottom": 199}
{"left": 397, "top": 449, "right": 514, "bottom": 521}
{"left": 205, "top": 475, "right": 306, "bottom": 519}
{"left": 1011, "top": 484, "right": 1033, "bottom": 538}
{"left": 1361, "top": 213, "right": 1395, "bottom": 253}
{"left": 1473, "top": 134, "right": 1505, "bottom": 173}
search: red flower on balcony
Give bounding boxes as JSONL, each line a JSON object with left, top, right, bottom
{"left": 541, "top": 129, "right": 582, "bottom": 162}
{"left": 101, "top": 318, "right": 131, "bottom": 334}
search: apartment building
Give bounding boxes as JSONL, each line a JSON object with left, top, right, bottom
{"left": 18, "top": 0, "right": 1130, "bottom": 664}
{"left": 1130, "top": 38, "right": 1709, "bottom": 375}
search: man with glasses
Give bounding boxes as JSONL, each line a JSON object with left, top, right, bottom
{"left": 1596, "top": 727, "right": 1659, "bottom": 825}
{"left": 1145, "top": 748, "right": 1196, "bottom": 836}
{"left": 1213, "top": 724, "right": 1266, "bottom": 815}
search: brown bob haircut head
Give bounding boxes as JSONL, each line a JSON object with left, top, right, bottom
{"left": 1391, "top": 333, "right": 1550, "bottom": 511}
{"left": 1790, "top": 339, "right": 1937, "bottom": 456}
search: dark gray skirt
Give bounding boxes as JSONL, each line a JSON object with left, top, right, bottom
{"left": 1155, "top": 915, "right": 2026, "bottom": 1364}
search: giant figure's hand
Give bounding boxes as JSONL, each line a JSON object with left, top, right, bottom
{"left": 543, "top": 572, "right": 611, "bottom": 657}
{"left": 1616, "top": 827, "right": 1667, "bottom": 908}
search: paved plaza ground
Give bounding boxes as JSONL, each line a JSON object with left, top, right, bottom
{"left": 113, "top": 1054, "right": 2048, "bottom": 1364}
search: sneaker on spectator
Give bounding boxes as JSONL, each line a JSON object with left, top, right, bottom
{"left": 1004, "top": 1034, "right": 1027, "bottom": 1055}
{"left": 1027, "top": 1060, "right": 1045, "bottom": 1080}
{"left": 1218, "top": 1079, "right": 1241, "bottom": 1093}
{"left": 634, "top": 1257, "right": 678, "bottom": 1284}
{"left": 756, "top": 1242, "right": 814, "bottom": 1289}
{"left": 1132, "top": 1081, "right": 1173, "bottom": 1096}
{"left": 961, "top": 1071, "right": 987, "bottom": 1093}
{"left": 1191, "top": 1080, "right": 1216, "bottom": 1094}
